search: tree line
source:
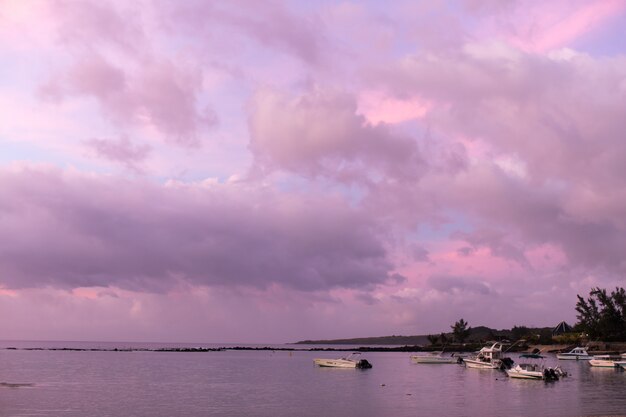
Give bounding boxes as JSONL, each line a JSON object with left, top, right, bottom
{"left": 426, "top": 286, "right": 626, "bottom": 346}
{"left": 426, "top": 318, "right": 471, "bottom": 346}
{"left": 575, "top": 286, "right": 626, "bottom": 341}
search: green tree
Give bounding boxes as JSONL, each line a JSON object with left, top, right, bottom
{"left": 576, "top": 287, "right": 626, "bottom": 341}
{"left": 511, "top": 325, "right": 530, "bottom": 341}
{"left": 451, "top": 318, "right": 471, "bottom": 343}
{"left": 439, "top": 332, "right": 448, "bottom": 345}
{"left": 538, "top": 328, "right": 554, "bottom": 344}
{"left": 426, "top": 334, "right": 439, "bottom": 346}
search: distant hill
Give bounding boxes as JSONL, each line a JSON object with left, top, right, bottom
{"left": 296, "top": 325, "right": 553, "bottom": 345}
{"left": 296, "top": 335, "right": 430, "bottom": 345}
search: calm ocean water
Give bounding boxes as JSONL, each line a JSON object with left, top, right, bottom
{"left": 1, "top": 341, "right": 625, "bottom": 417}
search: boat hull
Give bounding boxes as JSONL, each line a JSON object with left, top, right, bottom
{"left": 411, "top": 355, "right": 458, "bottom": 364}
{"left": 464, "top": 359, "right": 501, "bottom": 369}
{"left": 556, "top": 354, "right": 591, "bottom": 360}
{"left": 557, "top": 347, "right": 591, "bottom": 361}
{"left": 589, "top": 360, "right": 618, "bottom": 368}
{"left": 506, "top": 363, "right": 563, "bottom": 380}
{"left": 589, "top": 354, "right": 622, "bottom": 368}
{"left": 506, "top": 369, "right": 543, "bottom": 379}
{"left": 314, "top": 356, "right": 373, "bottom": 369}
{"left": 314, "top": 359, "right": 357, "bottom": 368}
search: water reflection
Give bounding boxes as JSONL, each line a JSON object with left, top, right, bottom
{"left": 0, "top": 346, "right": 625, "bottom": 417}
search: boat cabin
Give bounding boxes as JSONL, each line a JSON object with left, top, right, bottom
{"left": 476, "top": 342, "right": 503, "bottom": 362}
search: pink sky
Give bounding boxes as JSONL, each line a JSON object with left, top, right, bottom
{"left": 1, "top": 0, "right": 626, "bottom": 343}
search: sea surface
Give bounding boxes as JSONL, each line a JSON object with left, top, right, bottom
{"left": 1, "top": 340, "right": 625, "bottom": 417}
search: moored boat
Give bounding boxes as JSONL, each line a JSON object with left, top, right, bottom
{"left": 411, "top": 352, "right": 459, "bottom": 364}
{"left": 506, "top": 354, "right": 566, "bottom": 380}
{"left": 589, "top": 354, "right": 622, "bottom": 368}
{"left": 463, "top": 342, "right": 511, "bottom": 370}
{"left": 506, "top": 363, "right": 545, "bottom": 379}
{"left": 556, "top": 347, "right": 592, "bottom": 360}
{"left": 313, "top": 353, "right": 373, "bottom": 369}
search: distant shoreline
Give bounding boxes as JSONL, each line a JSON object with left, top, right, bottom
{"left": 295, "top": 336, "right": 429, "bottom": 346}
{"left": 4, "top": 344, "right": 625, "bottom": 354}
{"left": 0, "top": 343, "right": 530, "bottom": 353}
{"left": 2, "top": 345, "right": 430, "bottom": 353}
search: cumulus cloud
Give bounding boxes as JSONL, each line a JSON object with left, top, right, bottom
{"left": 427, "top": 275, "right": 492, "bottom": 295}
{"left": 437, "top": 163, "right": 626, "bottom": 279}
{"left": 51, "top": 0, "right": 146, "bottom": 51}
{"left": 39, "top": 54, "right": 217, "bottom": 147}
{"left": 162, "top": 0, "right": 326, "bottom": 65}
{"left": 461, "top": 0, "right": 518, "bottom": 14}
{"left": 353, "top": 36, "right": 626, "bottom": 278}
{"left": 248, "top": 87, "right": 425, "bottom": 183}
{"left": 371, "top": 43, "right": 626, "bottom": 190}
{"left": 83, "top": 136, "right": 151, "bottom": 170}
{"left": 453, "top": 229, "right": 531, "bottom": 269}
{"left": 410, "top": 245, "right": 431, "bottom": 262}
{"left": 456, "top": 247, "right": 475, "bottom": 257}
{"left": 0, "top": 166, "right": 397, "bottom": 293}
{"left": 4, "top": 0, "right": 626, "bottom": 340}
{"left": 28, "top": 1, "right": 220, "bottom": 147}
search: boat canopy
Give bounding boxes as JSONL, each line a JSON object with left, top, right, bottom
{"left": 519, "top": 354, "right": 545, "bottom": 359}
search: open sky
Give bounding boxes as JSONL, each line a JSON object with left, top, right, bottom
{"left": 1, "top": 0, "right": 626, "bottom": 343}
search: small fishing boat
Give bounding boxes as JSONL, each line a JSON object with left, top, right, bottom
{"left": 313, "top": 353, "right": 372, "bottom": 369}
{"left": 589, "top": 354, "right": 622, "bottom": 368}
{"left": 463, "top": 342, "right": 511, "bottom": 370}
{"left": 556, "top": 347, "right": 592, "bottom": 360}
{"left": 411, "top": 351, "right": 459, "bottom": 364}
{"left": 506, "top": 354, "right": 566, "bottom": 380}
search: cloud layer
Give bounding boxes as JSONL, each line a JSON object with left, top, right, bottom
{"left": 0, "top": 166, "right": 396, "bottom": 292}
{"left": 1, "top": 0, "right": 626, "bottom": 342}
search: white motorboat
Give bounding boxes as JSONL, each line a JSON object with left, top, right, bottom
{"left": 313, "top": 353, "right": 373, "bottom": 369}
{"left": 506, "top": 354, "right": 566, "bottom": 380}
{"left": 589, "top": 354, "right": 622, "bottom": 368}
{"left": 506, "top": 363, "right": 545, "bottom": 379}
{"left": 556, "top": 347, "right": 592, "bottom": 360}
{"left": 463, "top": 342, "right": 509, "bottom": 370}
{"left": 411, "top": 351, "right": 459, "bottom": 364}
{"left": 615, "top": 353, "right": 626, "bottom": 369}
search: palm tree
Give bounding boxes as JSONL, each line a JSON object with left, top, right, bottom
{"left": 451, "top": 318, "right": 471, "bottom": 343}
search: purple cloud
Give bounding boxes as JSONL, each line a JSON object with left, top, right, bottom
{"left": 3, "top": 0, "right": 626, "bottom": 341}
{"left": 437, "top": 163, "right": 626, "bottom": 279}
{"left": 427, "top": 275, "right": 493, "bottom": 295}
{"left": 0, "top": 166, "right": 396, "bottom": 293}
{"left": 453, "top": 229, "right": 532, "bottom": 269}
{"left": 83, "top": 136, "right": 151, "bottom": 170}
{"left": 163, "top": 0, "right": 325, "bottom": 65}
{"left": 39, "top": 54, "right": 217, "bottom": 147}
{"left": 456, "top": 246, "right": 475, "bottom": 257}
{"left": 248, "top": 87, "right": 425, "bottom": 183}
{"left": 32, "top": 0, "right": 219, "bottom": 147}
{"left": 461, "top": 0, "right": 518, "bottom": 14}
{"left": 410, "top": 245, "right": 431, "bottom": 262}
{"left": 51, "top": 0, "right": 145, "bottom": 51}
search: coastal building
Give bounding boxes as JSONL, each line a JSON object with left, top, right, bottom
{"left": 552, "top": 321, "right": 573, "bottom": 336}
